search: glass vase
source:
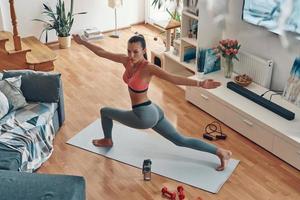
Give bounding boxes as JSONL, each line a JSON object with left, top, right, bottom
{"left": 224, "top": 57, "right": 234, "bottom": 78}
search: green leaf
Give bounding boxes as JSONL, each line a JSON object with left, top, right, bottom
{"left": 70, "top": 0, "right": 74, "bottom": 16}
{"left": 45, "top": 31, "right": 48, "bottom": 43}
{"left": 233, "top": 55, "right": 239, "bottom": 61}
{"left": 72, "top": 12, "right": 87, "bottom": 15}
{"left": 151, "top": 0, "right": 160, "bottom": 9}
{"left": 166, "top": 8, "right": 174, "bottom": 19}
{"left": 34, "top": 0, "right": 86, "bottom": 38}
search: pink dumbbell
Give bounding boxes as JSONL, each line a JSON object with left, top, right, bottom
{"left": 177, "top": 185, "right": 185, "bottom": 200}
{"left": 161, "top": 186, "right": 176, "bottom": 200}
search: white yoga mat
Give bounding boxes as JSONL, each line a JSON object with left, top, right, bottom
{"left": 67, "top": 119, "right": 239, "bottom": 193}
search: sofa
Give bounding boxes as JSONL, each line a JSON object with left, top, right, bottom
{"left": 0, "top": 70, "right": 86, "bottom": 200}
{"left": 0, "top": 70, "right": 65, "bottom": 171}
{"left": 0, "top": 169, "right": 85, "bottom": 200}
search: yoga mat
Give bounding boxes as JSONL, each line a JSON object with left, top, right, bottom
{"left": 67, "top": 119, "right": 239, "bottom": 193}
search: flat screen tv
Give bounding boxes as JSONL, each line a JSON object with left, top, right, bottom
{"left": 242, "top": 0, "right": 300, "bottom": 37}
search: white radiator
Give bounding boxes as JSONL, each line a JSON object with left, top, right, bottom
{"left": 234, "top": 51, "right": 274, "bottom": 89}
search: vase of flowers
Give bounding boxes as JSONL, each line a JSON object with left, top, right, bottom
{"left": 214, "top": 39, "right": 241, "bottom": 78}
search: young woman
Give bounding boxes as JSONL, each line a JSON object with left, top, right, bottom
{"left": 72, "top": 34, "right": 232, "bottom": 171}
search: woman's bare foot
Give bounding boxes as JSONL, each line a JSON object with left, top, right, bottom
{"left": 216, "top": 148, "right": 232, "bottom": 171}
{"left": 92, "top": 138, "right": 113, "bottom": 147}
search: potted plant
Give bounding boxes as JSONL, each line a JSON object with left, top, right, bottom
{"left": 151, "top": 0, "right": 182, "bottom": 22}
{"left": 34, "top": 0, "right": 86, "bottom": 49}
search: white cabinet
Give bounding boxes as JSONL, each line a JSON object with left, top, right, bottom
{"left": 186, "top": 86, "right": 274, "bottom": 151}
{"left": 185, "top": 70, "right": 300, "bottom": 170}
{"left": 273, "top": 136, "right": 300, "bottom": 169}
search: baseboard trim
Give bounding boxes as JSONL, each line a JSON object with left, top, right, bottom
{"left": 102, "top": 21, "right": 146, "bottom": 34}
{"left": 44, "top": 21, "right": 146, "bottom": 45}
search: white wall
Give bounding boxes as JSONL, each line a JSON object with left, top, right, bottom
{"left": 0, "top": 0, "right": 145, "bottom": 42}
{"left": 224, "top": 0, "right": 300, "bottom": 90}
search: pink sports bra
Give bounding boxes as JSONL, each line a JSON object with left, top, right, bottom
{"left": 123, "top": 60, "right": 149, "bottom": 93}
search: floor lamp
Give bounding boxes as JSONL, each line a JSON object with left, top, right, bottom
{"left": 108, "top": 0, "right": 123, "bottom": 38}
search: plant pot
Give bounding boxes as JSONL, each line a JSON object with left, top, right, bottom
{"left": 58, "top": 36, "right": 71, "bottom": 49}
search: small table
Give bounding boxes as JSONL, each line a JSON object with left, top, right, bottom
{"left": 154, "top": 19, "right": 181, "bottom": 51}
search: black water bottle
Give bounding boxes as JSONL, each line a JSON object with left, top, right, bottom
{"left": 142, "top": 159, "right": 152, "bottom": 181}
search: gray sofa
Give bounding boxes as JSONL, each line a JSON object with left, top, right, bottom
{"left": 0, "top": 70, "right": 86, "bottom": 200}
{"left": 0, "top": 70, "right": 65, "bottom": 171}
{"left": 0, "top": 169, "right": 85, "bottom": 200}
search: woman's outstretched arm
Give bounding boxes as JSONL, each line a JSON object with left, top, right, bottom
{"left": 147, "top": 64, "right": 221, "bottom": 89}
{"left": 72, "top": 34, "right": 128, "bottom": 64}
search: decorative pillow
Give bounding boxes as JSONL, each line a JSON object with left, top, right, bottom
{"left": 197, "top": 48, "right": 221, "bottom": 74}
{"left": 0, "top": 90, "right": 9, "bottom": 119}
{"left": 0, "top": 76, "right": 27, "bottom": 111}
{"left": 282, "top": 57, "right": 300, "bottom": 107}
{"left": 3, "top": 70, "right": 62, "bottom": 103}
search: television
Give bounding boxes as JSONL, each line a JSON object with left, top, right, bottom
{"left": 242, "top": 0, "right": 300, "bottom": 37}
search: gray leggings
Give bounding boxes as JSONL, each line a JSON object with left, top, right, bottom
{"left": 100, "top": 101, "right": 217, "bottom": 155}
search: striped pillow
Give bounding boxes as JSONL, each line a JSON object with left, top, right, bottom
{"left": 0, "top": 90, "right": 9, "bottom": 119}
{"left": 0, "top": 76, "right": 27, "bottom": 111}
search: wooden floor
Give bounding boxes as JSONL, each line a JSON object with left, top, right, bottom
{"left": 39, "top": 24, "right": 300, "bottom": 200}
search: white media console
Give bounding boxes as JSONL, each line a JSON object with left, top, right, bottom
{"left": 185, "top": 70, "right": 300, "bottom": 170}
{"left": 156, "top": 0, "right": 300, "bottom": 170}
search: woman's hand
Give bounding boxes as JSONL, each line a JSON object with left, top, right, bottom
{"left": 200, "top": 79, "right": 221, "bottom": 89}
{"left": 72, "top": 34, "right": 84, "bottom": 45}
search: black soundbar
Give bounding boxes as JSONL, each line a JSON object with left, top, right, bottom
{"left": 227, "top": 82, "right": 295, "bottom": 120}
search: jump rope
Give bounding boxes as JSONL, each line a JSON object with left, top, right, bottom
{"left": 203, "top": 121, "right": 227, "bottom": 141}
